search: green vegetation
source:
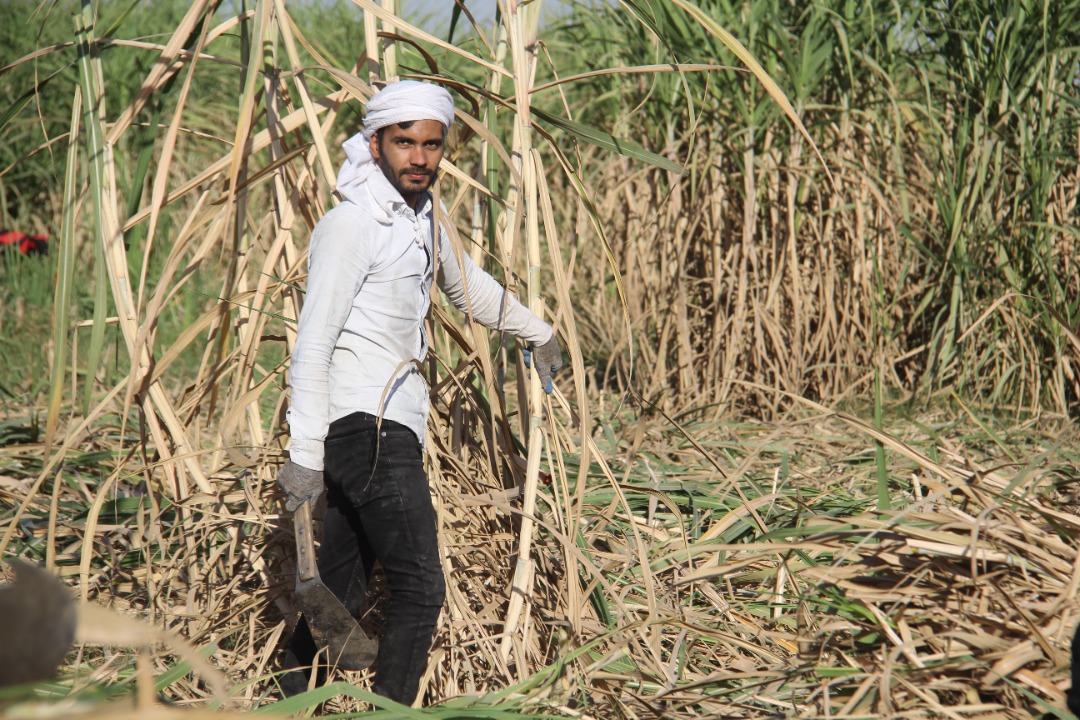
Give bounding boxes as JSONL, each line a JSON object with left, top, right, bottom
{"left": 0, "top": 0, "right": 1078, "bottom": 718}
{"left": 557, "top": 0, "right": 1080, "bottom": 415}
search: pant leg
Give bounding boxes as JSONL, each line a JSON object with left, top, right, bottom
{"left": 324, "top": 414, "right": 445, "bottom": 706}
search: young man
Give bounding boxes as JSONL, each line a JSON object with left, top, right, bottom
{"left": 277, "top": 81, "right": 562, "bottom": 704}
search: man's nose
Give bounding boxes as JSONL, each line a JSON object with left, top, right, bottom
{"left": 409, "top": 146, "right": 427, "bottom": 166}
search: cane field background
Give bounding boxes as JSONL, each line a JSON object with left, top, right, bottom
{"left": 0, "top": 0, "right": 1078, "bottom": 717}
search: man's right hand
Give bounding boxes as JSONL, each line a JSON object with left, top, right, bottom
{"left": 277, "top": 460, "right": 324, "bottom": 511}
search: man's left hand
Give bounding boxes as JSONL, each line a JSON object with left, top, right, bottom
{"left": 527, "top": 334, "right": 564, "bottom": 394}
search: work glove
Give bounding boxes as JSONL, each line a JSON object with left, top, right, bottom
{"left": 277, "top": 459, "right": 324, "bottom": 512}
{"left": 524, "top": 333, "right": 564, "bottom": 394}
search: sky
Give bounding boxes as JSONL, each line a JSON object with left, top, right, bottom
{"left": 396, "top": 1, "right": 578, "bottom": 33}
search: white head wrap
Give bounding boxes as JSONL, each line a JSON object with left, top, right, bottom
{"left": 336, "top": 81, "right": 456, "bottom": 205}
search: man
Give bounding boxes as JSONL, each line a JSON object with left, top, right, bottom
{"left": 277, "top": 80, "right": 563, "bottom": 704}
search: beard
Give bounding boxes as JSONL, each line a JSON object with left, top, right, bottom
{"left": 377, "top": 154, "right": 438, "bottom": 200}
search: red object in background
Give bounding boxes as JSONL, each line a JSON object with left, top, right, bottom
{"left": 0, "top": 229, "right": 48, "bottom": 255}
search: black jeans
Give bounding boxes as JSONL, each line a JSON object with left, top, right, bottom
{"left": 285, "top": 412, "right": 445, "bottom": 705}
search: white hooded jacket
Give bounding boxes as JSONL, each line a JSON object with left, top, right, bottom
{"left": 286, "top": 136, "right": 552, "bottom": 471}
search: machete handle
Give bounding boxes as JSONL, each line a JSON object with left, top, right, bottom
{"left": 294, "top": 499, "right": 319, "bottom": 583}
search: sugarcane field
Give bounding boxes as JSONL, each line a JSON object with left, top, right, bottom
{"left": 1, "top": 0, "right": 1079, "bottom": 718}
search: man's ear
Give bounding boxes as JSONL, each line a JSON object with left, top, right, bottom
{"left": 369, "top": 131, "right": 380, "bottom": 160}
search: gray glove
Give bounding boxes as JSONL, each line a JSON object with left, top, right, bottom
{"left": 524, "top": 334, "right": 564, "bottom": 394}
{"left": 277, "top": 459, "right": 324, "bottom": 512}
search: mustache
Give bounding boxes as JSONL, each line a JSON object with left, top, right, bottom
{"left": 402, "top": 166, "right": 434, "bottom": 177}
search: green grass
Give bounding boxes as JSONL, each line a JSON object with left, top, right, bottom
{"left": 0, "top": 249, "right": 66, "bottom": 400}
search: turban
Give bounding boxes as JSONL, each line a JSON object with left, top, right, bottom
{"left": 336, "top": 81, "right": 456, "bottom": 205}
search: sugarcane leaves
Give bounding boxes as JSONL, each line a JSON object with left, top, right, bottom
{"left": 531, "top": 106, "right": 686, "bottom": 176}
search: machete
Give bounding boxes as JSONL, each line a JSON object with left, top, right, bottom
{"left": 293, "top": 499, "right": 377, "bottom": 670}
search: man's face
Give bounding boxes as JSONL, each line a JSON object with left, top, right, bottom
{"left": 370, "top": 120, "right": 446, "bottom": 206}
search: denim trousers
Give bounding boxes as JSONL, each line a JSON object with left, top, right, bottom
{"left": 285, "top": 412, "right": 445, "bottom": 705}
